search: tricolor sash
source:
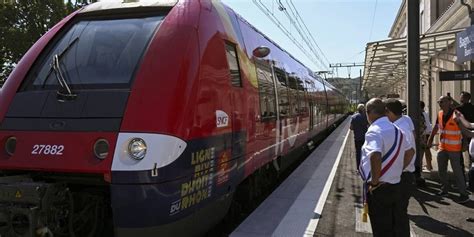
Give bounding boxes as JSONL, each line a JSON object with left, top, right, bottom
{"left": 359, "top": 125, "right": 403, "bottom": 222}
{"left": 359, "top": 125, "right": 404, "bottom": 182}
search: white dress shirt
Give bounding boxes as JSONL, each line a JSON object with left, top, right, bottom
{"left": 422, "top": 111, "right": 432, "bottom": 135}
{"left": 360, "top": 116, "right": 411, "bottom": 184}
{"left": 394, "top": 115, "right": 416, "bottom": 172}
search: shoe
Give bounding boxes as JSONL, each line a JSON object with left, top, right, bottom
{"left": 437, "top": 191, "right": 448, "bottom": 196}
{"left": 456, "top": 195, "right": 470, "bottom": 204}
{"left": 416, "top": 177, "right": 426, "bottom": 187}
{"left": 423, "top": 165, "right": 433, "bottom": 172}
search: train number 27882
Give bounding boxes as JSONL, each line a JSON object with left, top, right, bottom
{"left": 31, "top": 145, "right": 64, "bottom": 155}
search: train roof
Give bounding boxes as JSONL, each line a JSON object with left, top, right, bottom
{"left": 81, "top": 0, "right": 178, "bottom": 13}
{"left": 221, "top": 3, "right": 325, "bottom": 83}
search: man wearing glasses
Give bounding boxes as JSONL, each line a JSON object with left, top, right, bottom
{"left": 427, "top": 95, "right": 470, "bottom": 204}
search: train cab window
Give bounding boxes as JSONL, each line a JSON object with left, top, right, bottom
{"left": 22, "top": 16, "right": 164, "bottom": 90}
{"left": 255, "top": 60, "right": 277, "bottom": 119}
{"left": 225, "top": 42, "right": 242, "bottom": 87}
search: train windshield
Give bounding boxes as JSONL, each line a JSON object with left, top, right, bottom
{"left": 23, "top": 15, "right": 163, "bottom": 91}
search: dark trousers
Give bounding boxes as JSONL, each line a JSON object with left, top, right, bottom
{"left": 437, "top": 150, "right": 468, "bottom": 196}
{"left": 354, "top": 140, "right": 364, "bottom": 169}
{"left": 400, "top": 172, "right": 415, "bottom": 237}
{"left": 367, "top": 183, "right": 404, "bottom": 237}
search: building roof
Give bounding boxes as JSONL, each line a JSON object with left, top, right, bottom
{"left": 388, "top": 0, "right": 406, "bottom": 38}
{"left": 362, "top": 28, "right": 462, "bottom": 97}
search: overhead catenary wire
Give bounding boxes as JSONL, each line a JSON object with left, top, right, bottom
{"left": 281, "top": 0, "right": 328, "bottom": 70}
{"left": 278, "top": 0, "right": 328, "bottom": 70}
{"left": 368, "top": 0, "right": 378, "bottom": 42}
{"left": 252, "top": 0, "right": 330, "bottom": 71}
{"left": 279, "top": 0, "right": 330, "bottom": 70}
{"left": 287, "top": 0, "right": 331, "bottom": 66}
{"left": 253, "top": 0, "right": 324, "bottom": 70}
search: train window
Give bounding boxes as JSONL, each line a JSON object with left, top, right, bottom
{"left": 274, "top": 69, "right": 290, "bottom": 117}
{"left": 225, "top": 42, "right": 242, "bottom": 87}
{"left": 22, "top": 16, "right": 164, "bottom": 90}
{"left": 255, "top": 60, "right": 276, "bottom": 119}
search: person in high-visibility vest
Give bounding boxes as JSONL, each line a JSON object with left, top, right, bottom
{"left": 427, "top": 95, "right": 470, "bottom": 204}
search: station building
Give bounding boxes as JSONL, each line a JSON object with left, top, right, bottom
{"left": 363, "top": 0, "right": 473, "bottom": 120}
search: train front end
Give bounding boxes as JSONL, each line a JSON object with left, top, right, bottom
{"left": 0, "top": 1, "right": 212, "bottom": 236}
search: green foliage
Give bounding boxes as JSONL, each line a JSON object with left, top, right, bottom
{"left": 0, "top": 0, "right": 97, "bottom": 87}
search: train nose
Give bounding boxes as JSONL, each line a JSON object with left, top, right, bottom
{"left": 0, "top": 132, "right": 118, "bottom": 175}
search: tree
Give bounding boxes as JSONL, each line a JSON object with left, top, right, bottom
{"left": 0, "top": 0, "right": 97, "bottom": 87}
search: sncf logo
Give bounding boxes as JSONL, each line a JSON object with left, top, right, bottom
{"left": 216, "top": 110, "right": 229, "bottom": 128}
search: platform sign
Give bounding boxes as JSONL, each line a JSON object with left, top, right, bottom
{"left": 456, "top": 25, "right": 474, "bottom": 63}
{"left": 439, "top": 71, "right": 474, "bottom": 81}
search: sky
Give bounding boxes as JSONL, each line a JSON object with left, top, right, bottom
{"left": 221, "top": 0, "right": 402, "bottom": 78}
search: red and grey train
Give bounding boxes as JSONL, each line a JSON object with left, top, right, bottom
{"left": 0, "top": 0, "right": 348, "bottom": 236}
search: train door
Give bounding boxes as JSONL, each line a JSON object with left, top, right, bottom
{"left": 321, "top": 79, "right": 329, "bottom": 129}
{"left": 306, "top": 80, "right": 315, "bottom": 131}
{"left": 273, "top": 67, "right": 297, "bottom": 155}
{"left": 287, "top": 74, "right": 302, "bottom": 147}
{"left": 255, "top": 60, "right": 278, "bottom": 165}
{"left": 273, "top": 67, "right": 290, "bottom": 154}
{"left": 224, "top": 42, "right": 246, "bottom": 164}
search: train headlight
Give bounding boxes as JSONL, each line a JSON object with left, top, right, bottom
{"left": 5, "top": 136, "right": 17, "bottom": 156}
{"left": 127, "top": 138, "right": 147, "bottom": 160}
{"left": 93, "top": 139, "right": 109, "bottom": 160}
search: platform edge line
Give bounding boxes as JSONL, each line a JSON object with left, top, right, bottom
{"left": 303, "top": 128, "right": 351, "bottom": 237}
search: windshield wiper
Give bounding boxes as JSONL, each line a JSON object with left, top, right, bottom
{"left": 52, "top": 54, "right": 77, "bottom": 101}
{"left": 42, "top": 37, "right": 79, "bottom": 101}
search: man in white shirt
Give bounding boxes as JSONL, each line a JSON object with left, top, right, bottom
{"left": 385, "top": 99, "right": 416, "bottom": 237}
{"left": 359, "top": 98, "right": 415, "bottom": 236}
{"left": 420, "top": 101, "right": 433, "bottom": 171}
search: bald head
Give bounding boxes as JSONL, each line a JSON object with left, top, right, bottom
{"left": 438, "top": 95, "right": 451, "bottom": 102}
{"left": 366, "top": 98, "right": 385, "bottom": 123}
{"left": 357, "top": 104, "right": 365, "bottom": 113}
{"left": 366, "top": 98, "right": 385, "bottom": 116}
{"left": 437, "top": 95, "right": 452, "bottom": 111}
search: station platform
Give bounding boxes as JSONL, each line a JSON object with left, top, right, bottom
{"left": 230, "top": 117, "right": 474, "bottom": 237}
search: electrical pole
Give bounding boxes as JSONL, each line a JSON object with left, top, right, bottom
{"left": 407, "top": 0, "right": 423, "bottom": 185}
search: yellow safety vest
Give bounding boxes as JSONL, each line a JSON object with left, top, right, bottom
{"left": 438, "top": 111, "right": 462, "bottom": 152}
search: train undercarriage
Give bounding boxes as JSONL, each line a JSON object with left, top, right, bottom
{"left": 0, "top": 174, "right": 111, "bottom": 237}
